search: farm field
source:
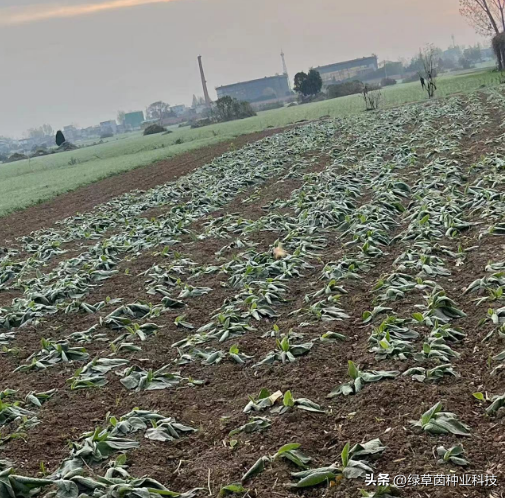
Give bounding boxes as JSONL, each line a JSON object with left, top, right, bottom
{"left": 0, "top": 69, "right": 501, "bottom": 217}
{"left": 0, "top": 88, "right": 505, "bottom": 498}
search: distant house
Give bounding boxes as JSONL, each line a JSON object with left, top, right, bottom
{"left": 63, "top": 125, "right": 79, "bottom": 142}
{"left": 443, "top": 46, "right": 462, "bottom": 63}
{"left": 17, "top": 136, "right": 53, "bottom": 151}
{"left": 100, "top": 120, "right": 117, "bottom": 136}
{"left": 313, "top": 56, "right": 378, "bottom": 87}
{"left": 124, "top": 111, "right": 145, "bottom": 130}
{"left": 480, "top": 47, "right": 495, "bottom": 60}
{"left": 83, "top": 126, "right": 102, "bottom": 139}
{"left": 170, "top": 105, "right": 187, "bottom": 116}
{"left": 216, "top": 74, "right": 292, "bottom": 104}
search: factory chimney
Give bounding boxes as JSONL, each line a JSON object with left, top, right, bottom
{"left": 280, "top": 50, "right": 291, "bottom": 91}
{"left": 197, "top": 55, "right": 212, "bottom": 107}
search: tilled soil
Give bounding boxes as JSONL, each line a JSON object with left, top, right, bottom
{"left": 0, "top": 127, "right": 292, "bottom": 245}
{"left": 0, "top": 91, "right": 505, "bottom": 498}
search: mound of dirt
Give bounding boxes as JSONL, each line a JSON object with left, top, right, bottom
{"left": 5, "top": 152, "right": 28, "bottom": 163}
{"left": 31, "top": 148, "right": 51, "bottom": 157}
{"left": 57, "top": 141, "right": 78, "bottom": 152}
{"left": 143, "top": 124, "right": 166, "bottom": 135}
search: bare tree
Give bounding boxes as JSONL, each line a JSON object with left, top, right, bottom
{"left": 419, "top": 45, "right": 439, "bottom": 98}
{"left": 459, "top": 0, "right": 505, "bottom": 35}
{"left": 492, "top": 32, "right": 505, "bottom": 70}
{"left": 41, "top": 124, "right": 53, "bottom": 136}
{"left": 146, "top": 101, "right": 174, "bottom": 124}
{"left": 361, "top": 84, "right": 382, "bottom": 111}
{"left": 25, "top": 124, "right": 54, "bottom": 138}
{"left": 117, "top": 111, "right": 126, "bottom": 125}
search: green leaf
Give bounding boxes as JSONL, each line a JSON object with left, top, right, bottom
{"left": 347, "top": 360, "right": 359, "bottom": 380}
{"left": 283, "top": 390, "right": 295, "bottom": 407}
{"left": 241, "top": 456, "right": 270, "bottom": 482}
{"left": 218, "top": 483, "right": 247, "bottom": 496}
{"left": 276, "top": 443, "right": 301, "bottom": 456}
{"left": 341, "top": 442, "right": 350, "bottom": 467}
{"left": 420, "top": 401, "right": 442, "bottom": 425}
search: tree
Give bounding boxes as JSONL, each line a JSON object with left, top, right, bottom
{"left": 492, "top": 32, "right": 505, "bottom": 70}
{"left": 294, "top": 69, "right": 323, "bottom": 97}
{"left": 460, "top": 0, "right": 505, "bottom": 36}
{"left": 26, "top": 124, "right": 53, "bottom": 138}
{"left": 146, "top": 101, "right": 175, "bottom": 123}
{"left": 213, "top": 96, "right": 256, "bottom": 122}
{"left": 306, "top": 69, "right": 323, "bottom": 95}
{"left": 41, "top": 124, "right": 53, "bottom": 136}
{"left": 293, "top": 72, "right": 308, "bottom": 94}
{"left": 362, "top": 84, "right": 382, "bottom": 110}
{"left": 56, "top": 130, "right": 65, "bottom": 146}
{"left": 117, "top": 111, "right": 126, "bottom": 125}
{"left": 464, "top": 44, "right": 483, "bottom": 62}
{"left": 420, "top": 45, "right": 439, "bottom": 98}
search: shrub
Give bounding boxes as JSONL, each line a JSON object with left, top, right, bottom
{"left": 5, "top": 153, "right": 28, "bottom": 163}
{"left": 257, "top": 102, "right": 285, "bottom": 111}
{"left": 327, "top": 80, "right": 364, "bottom": 99}
{"left": 492, "top": 32, "right": 505, "bottom": 71}
{"left": 362, "top": 84, "right": 382, "bottom": 111}
{"left": 190, "top": 118, "right": 214, "bottom": 129}
{"left": 100, "top": 132, "right": 113, "bottom": 139}
{"left": 402, "top": 72, "right": 420, "bottom": 83}
{"left": 381, "top": 77, "right": 397, "bottom": 86}
{"left": 214, "top": 96, "right": 256, "bottom": 122}
{"left": 31, "top": 148, "right": 50, "bottom": 157}
{"left": 143, "top": 124, "right": 166, "bottom": 136}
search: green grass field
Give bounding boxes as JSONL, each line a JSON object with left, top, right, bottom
{"left": 0, "top": 69, "right": 502, "bottom": 218}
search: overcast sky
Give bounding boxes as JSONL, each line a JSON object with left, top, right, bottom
{"left": 0, "top": 0, "right": 485, "bottom": 137}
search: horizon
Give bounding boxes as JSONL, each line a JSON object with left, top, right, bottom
{"left": 0, "top": 0, "right": 486, "bottom": 138}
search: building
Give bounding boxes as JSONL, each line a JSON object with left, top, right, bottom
{"left": 480, "top": 47, "right": 495, "bottom": 60}
{"left": 314, "top": 56, "right": 378, "bottom": 86}
{"left": 170, "top": 104, "right": 187, "bottom": 116}
{"left": 216, "top": 74, "right": 292, "bottom": 104}
{"left": 100, "top": 120, "right": 117, "bottom": 136}
{"left": 124, "top": 111, "right": 145, "bottom": 130}
{"left": 443, "top": 46, "right": 462, "bottom": 63}
{"left": 62, "top": 125, "right": 77, "bottom": 142}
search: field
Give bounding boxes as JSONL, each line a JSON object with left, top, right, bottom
{"left": 0, "top": 69, "right": 501, "bottom": 217}
{"left": 0, "top": 87, "right": 505, "bottom": 498}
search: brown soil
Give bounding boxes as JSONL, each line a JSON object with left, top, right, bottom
{"left": 0, "top": 127, "right": 292, "bottom": 246}
{"left": 0, "top": 92, "right": 504, "bottom": 498}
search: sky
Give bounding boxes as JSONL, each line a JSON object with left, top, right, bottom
{"left": 0, "top": 0, "right": 485, "bottom": 138}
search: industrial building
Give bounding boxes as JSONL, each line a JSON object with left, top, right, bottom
{"left": 314, "top": 56, "right": 378, "bottom": 86}
{"left": 124, "top": 111, "right": 145, "bottom": 130}
{"left": 216, "top": 74, "right": 292, "bottom": 104}
{"left": 100, "top": 120, "right": 117, "bottom": 135}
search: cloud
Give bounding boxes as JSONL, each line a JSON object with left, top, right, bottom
{"left": 0, "top": 0, "right": 174, "bottom": 26}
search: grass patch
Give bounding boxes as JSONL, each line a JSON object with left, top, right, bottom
{"left": 0, "top": 70, "right": 500, "bottom": 218}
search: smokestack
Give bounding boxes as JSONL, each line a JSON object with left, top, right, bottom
{"left": 197, "top": 55, "right": 212, "bottom": 107}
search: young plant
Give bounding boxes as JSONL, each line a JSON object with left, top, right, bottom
{"left": 402, "top": 364, "right": 459, "bottom": 383}
{"left": 327, "top": 361, "right": 399, "bottom": 398}
{"left": 412, "top": 402, "right": 470, "bottom": 436}
{"left": 437, "top": 445, "right": 468, "bottom": 466}
{"left": 253, "top": 335, "right": 313, "bottom": 366}
{"left": 243, "top": 389, "right": 282, "bottom": 413}
{"left": 272, "top": 390, "right": 325, "bottom": 414}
